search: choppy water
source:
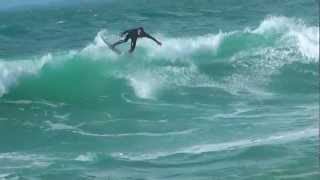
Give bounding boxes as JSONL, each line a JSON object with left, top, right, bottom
{"left": 0, "top": 0, "right": 319, "bottom": 179}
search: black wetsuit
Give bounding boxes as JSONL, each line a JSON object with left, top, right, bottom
{"left": 112, "top": 27, "right": 161, "bottom": 53}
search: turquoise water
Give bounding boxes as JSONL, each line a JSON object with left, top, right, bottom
{"left": 0, "top": 0, "right": 319, "bottom": 179}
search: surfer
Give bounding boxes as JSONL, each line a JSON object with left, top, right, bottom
{"left": 111, "top": 27, "right": 162, "bottom": 53}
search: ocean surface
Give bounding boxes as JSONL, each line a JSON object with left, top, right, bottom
{"left": 0, "top": 0, "right": 319, "bottom": 179}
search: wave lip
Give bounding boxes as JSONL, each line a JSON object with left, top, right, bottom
{"left": 0, "top": 54, "right": 51, "bottom": 97}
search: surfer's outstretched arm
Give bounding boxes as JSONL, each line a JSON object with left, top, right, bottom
{"left": 143, "top": 32, "right": 162, "bottom": 45}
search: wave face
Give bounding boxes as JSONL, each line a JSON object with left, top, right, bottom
{"left": 0, "top": 2, "right": 319, "bottom": 179}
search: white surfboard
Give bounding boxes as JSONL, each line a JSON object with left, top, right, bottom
{"left": 102, "top": 38, "right": 122, "bottom": 55}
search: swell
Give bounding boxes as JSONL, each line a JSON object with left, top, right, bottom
{"left": 0, "top": 16, "right": 318, "bottom": 102}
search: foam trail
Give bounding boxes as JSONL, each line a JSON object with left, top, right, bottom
{"left": 0, "top": 152, "right": 55, "bottom": 161}
{"left": 45, "top": 120, "right": 197, "bottom": 137}
{"left": 183, "top": 128, "right": 316, "bottom": 155}
{"left": 114, "top": 128, "right": 317, "bottom": 161}
{"left": 73, "top": 128, "right": 196, "bottom": 137}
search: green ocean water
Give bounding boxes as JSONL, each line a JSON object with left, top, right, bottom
{"left": 0, "top": 0, "right": 319, "bottom": 179}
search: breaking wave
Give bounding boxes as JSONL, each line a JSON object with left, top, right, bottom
{"left": 0, "top": 16, "right": 318, "bottom": 101}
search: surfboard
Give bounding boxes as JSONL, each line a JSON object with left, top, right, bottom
{"left": 102, "top": 38, "right": 122, "bottom": 55}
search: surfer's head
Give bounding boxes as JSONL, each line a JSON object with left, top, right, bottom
{"left": 137, "top": 27, "right": 144, "bottom": 35}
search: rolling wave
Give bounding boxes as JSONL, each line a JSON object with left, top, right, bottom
{"left": 0, "top": 16, "right": 318, "bottom": 101}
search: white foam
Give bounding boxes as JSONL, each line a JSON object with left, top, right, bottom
{"left": 53, "top": 113, "right": 70, "bottom": 120}
{"left": 46, "top": 121, "right": 76, "bottom": 131}
{"left": 294, "top": 27, "right": 319, "bottom": 60}
{"left": 252, "top": 16, "right": 292, "bottom": 34}
{"left": 114, "top": 128, "right": 317, "bottom": 161}
{"left": 56, "top": 20, "right": 65, "bottom": 24}
{"left": 252, "top": 16, "right": 319, "bottom": 60}
{"left": 123, "top": 63, "right": 221, "bottom": 99}
{"left": 75, "top": 152, "right": 97, "bottom": 162}
{"left": 224, "top": 45, "right": 307, "bottom": 96}
{"left": 45, "top": 121, "right": 84, "bottom": 131}
{"left": 127, "top": 71, "right": 161, "bottom": 99}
